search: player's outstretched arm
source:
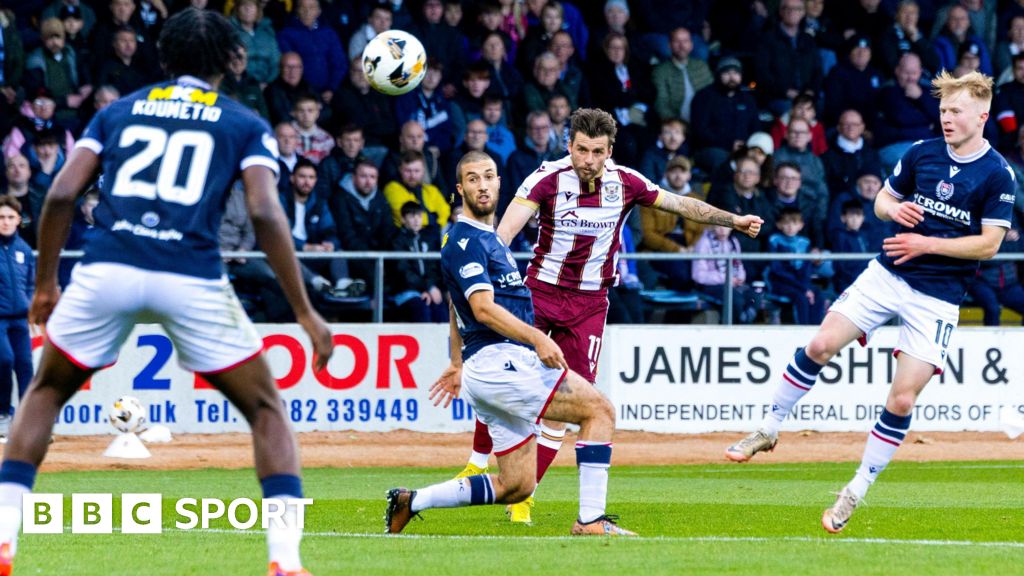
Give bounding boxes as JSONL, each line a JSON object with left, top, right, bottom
{"left": 241, "top": 166, "right": 333, "bottom": 371}
{"left": 467, "top": 290, "right": 568, "bottom": 371}
{"left": 30, "top": 147, "right": 101, "bottom": 325}
{"left": 496, "top": 199, "right": 538, "bottom": 245}
{"left": 883, "top": 225, "right": 1006, "bottom": 265}
{"left": 655, "top": 191, "right": 763, "bottom": 238}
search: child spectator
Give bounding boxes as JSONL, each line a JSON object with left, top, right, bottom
{"left": 388, "top": 202, "right": 447, "bottom": 322}
{"left": 767, "top": 207, "right": 825, "bottom": 324}
{"left": 692, "top": 226, "right": 758, "bottom": 324}
{"left": 831, "top": 200, "right": 870, "bottom": 294}
{"left": 450, "top": 61, "right": 493, "bottom": 147}
{"left": 0, "top": 195, "right": 34, "bottom": 441}
{"left": 290, "top": 93, "right": 333, "bottom": 164}
{"left": 481, "top": 96, "right": 516, "bottom": 164}
{"left": 59, "top": 187, "right": 99, "bottom": 288}
{"left": 771, "top": 94, "right": 828, "bottom": 156}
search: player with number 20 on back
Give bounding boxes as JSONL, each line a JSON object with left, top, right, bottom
{"left": 0, "top": 9, "right": 333, "bottom": 576}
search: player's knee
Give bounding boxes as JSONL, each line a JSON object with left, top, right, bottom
{"left": 587, "top": 395, "right": 615, "bottom": 428}
{"left": 805, "top": 337, "right": 838, "bottom": 364}
{"left": 888, "top": 391, "right": 917, "bottom": 416}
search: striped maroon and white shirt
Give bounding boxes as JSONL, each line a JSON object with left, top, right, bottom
{"left": 514, "top": 155, "right": 663, "bottom": 291}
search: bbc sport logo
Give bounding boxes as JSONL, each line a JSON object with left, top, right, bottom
{"left": 22, "top": 494, "right": 313, "bottom": 534}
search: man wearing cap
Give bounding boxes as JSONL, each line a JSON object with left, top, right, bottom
{"left": 41, "top": 0, "right": 97, "bottom": 37}
{"left": 691, "top": 56, "right": 760, "bottom": 175}
{"left": 651, "top": 26, "right": 712, "bottom": 123}
{"left": 824, "top": 35, "right": 881, "bottom": 127}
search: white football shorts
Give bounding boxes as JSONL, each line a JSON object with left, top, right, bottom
{"left": 460, "top": 342, "right": 567, "bottom": 455}
{"left": 46, "top": 262, "right": 263, "bottom": 373}
{"left": 830, "top": 259, "right": 960, "bottom": 373}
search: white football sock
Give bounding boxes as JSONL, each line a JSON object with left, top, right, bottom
{"left": 266, "top": 497, "right": 305, "bottom": 572}
{"left": 468, "top": 451, "right": 490, "bottom": 470}
{"left": 413, "top": 476, "right": 493, "bottom": 512}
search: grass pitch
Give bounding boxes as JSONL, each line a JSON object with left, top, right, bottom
{"left": 19, "top": 461, "right": 1024, "bottom": 575}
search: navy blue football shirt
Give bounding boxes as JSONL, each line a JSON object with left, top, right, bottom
{"left": 883, "top": 138, "right": 1014, "bottom": 304}
{"left": 75, "top": 76, "right": 279, "bottom": 279}
{"left": 441, "top": 215, "right": 534, "bottom": 360}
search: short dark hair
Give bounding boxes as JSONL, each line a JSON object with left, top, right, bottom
{"left": 463, "top": 61, "right": 491, "bottom": 81}
{"left": 400, "top": 149, "right": 426, "bottom": 166}
{"left": 33, "top": 129, "right": 60, "bottom": 147}
{"left": 569, "top": 108, "right": 617, "bottom": 145}
{"left": 337, "top": 123, "right": 363, "bottom": 138}
{"left": 661, "top": 117, "right": 687, "bottom": 134}
{"left": 0, "top": 195, "right": 22, "bottom": 213}
{"left": 292, "top": 157, "right": 317, "bottom": 175}
{"left": 777, "top": 206, "right": 804, "bottom": 222}
{"left": 400, "top": 201, "right": 423, "bottom": 218}
{"left": 158, "top": 8, "right": 241, "bottom": 80}
{"left": 455, "top": 150, "right": 494, "bottom": 183}
{"left": 791, "top": 93, "right": 815, "bottom": 109}
{"left": 354, "top": 158, "right": 377, "bottom": 173}
{"left": 841, "top": 200, "right": 864, "bottom": 215}
{"left": 774, "top": 161, "right": 802, "bottom": 176}
{"left": 112, "top": 25, "right": 136, "bottom": 43}
{"left": 292, "top": 93, "right": 320, "bottom": 108}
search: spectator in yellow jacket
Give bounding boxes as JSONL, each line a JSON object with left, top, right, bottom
{"left": 383, "top": 150, "right": 450, "bottom": 241}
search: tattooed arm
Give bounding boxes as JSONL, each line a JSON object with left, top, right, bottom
{"left": 654, "top": 191, "right": 764, "bottom": 238}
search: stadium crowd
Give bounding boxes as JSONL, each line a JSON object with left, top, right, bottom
{"left": 4, "top": 0, "right": 1024, "bottom": 325}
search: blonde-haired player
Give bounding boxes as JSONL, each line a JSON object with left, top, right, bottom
{"left": 726, "top": 70, "right": 1014, "bottom": 533}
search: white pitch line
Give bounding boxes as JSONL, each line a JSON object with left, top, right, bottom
{"left": 173, "top": 528, "right": 1024, "bottom": 549}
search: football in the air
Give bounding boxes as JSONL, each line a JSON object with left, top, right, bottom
{"left": 362, "top": 29, "right": 427, "bottom": 96}
{"left": 109, "top": 396, "right": 147, "bottom": 434}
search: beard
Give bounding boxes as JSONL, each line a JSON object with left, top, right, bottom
{"left": 465, "top": 195, "right": 496, "bottom": 218}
